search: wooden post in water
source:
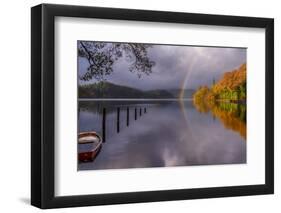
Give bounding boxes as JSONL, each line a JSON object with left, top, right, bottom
{"left": 135, "top": 108, "right": 137, "bottom": 120}
{"left": 139, "top": 108, "right": 142, "bottom": 116}
{"left": 102, "top": 108, "right": 106, "bottom": 142}
{"left": 126, "top": 107, "right": 129, "bottom": 126}
{"left": 117, "top": 107, "right": 120, "bottom": 133}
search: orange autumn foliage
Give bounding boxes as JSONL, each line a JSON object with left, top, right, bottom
{"left": 212, "top": 63, "right": 246, "bottom": 93}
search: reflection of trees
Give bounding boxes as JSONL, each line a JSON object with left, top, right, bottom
{"left": 78, "top": 41, "right": 155, "bottom": 81}
{"left": 211, "top": 103, "right": 246, "bottom": 139}
{"left": 193, "top": 100, "right": 246, "bottom": 139}
{"left": 193, "top": 96, "right": 211, "bottom": 113}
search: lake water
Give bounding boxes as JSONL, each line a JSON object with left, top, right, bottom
{"left": 78, "top": 100, "right": 246, "bottom": 170}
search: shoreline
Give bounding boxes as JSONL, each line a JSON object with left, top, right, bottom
{"left": 215, "top": 99, "right": 246, "bottom": 104}
{"left": 79, "top": 98, "right": 193, "bottom": 101}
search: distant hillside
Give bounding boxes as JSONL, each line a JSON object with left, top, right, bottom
{"left": 79, "top": 82, "right": 174, "bottom": 99}
{"left": 169, "top": 89, "right": 195, "bottom": 99}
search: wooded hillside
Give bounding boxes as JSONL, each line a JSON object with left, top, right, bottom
{"left": 193, "top": 63, "right": 246, "bottom": 102}
{"left": 79, "top": 81, "right": 174, "bottom": 99}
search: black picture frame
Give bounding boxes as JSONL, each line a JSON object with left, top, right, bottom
{"left": 31, "top": 3, "right": 274, "bottom": 209}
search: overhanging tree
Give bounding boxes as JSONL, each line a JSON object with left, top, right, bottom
{"left": 78, "top": 41, "right": 155, "bottom": 81}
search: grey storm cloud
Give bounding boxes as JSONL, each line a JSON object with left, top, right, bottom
{"left": 79, "top": 43, "right": 246, "bottom": 90}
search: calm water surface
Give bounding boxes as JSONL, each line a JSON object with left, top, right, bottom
{"left": 78, "top": 100, "right": 246, "bottom": 170}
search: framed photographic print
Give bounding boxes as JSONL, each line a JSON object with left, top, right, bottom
{"left": 31, "top": 4, "right": 274, "bottom": 209}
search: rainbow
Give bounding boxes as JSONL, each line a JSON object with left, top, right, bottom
{"left": 178, "top": 47, "right": 207, "bottom": 99}
{"left": 179, "top": 55, "right": 196, "bottom": 99}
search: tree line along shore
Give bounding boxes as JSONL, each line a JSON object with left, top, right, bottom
{"left": 193, "top": 63, "right": 246, "bottom": 104}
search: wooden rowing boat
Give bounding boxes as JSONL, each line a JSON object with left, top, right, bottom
{"left": 78, "top": 131, "right": 102, "bottom": 163}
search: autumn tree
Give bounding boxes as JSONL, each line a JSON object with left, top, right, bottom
{"left": 212, "top": 63, "right": 246, "bottom": 100}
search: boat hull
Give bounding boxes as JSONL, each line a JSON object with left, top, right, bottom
{"left": 78, "top": 131, "right": 102, "bottom": 163}
{"left": 78, "top": 145, "right": 102, "bottom": 162}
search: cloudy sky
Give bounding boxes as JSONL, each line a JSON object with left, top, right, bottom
{"left": 78, "top": 43, "right": 246, "bottom": 90}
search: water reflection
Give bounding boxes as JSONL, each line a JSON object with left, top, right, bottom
{"left": 193, "top": 100, "right": 246, "bottom": 139}
{"left": 78, "top": 100, "right": 246, "bottom": 170}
